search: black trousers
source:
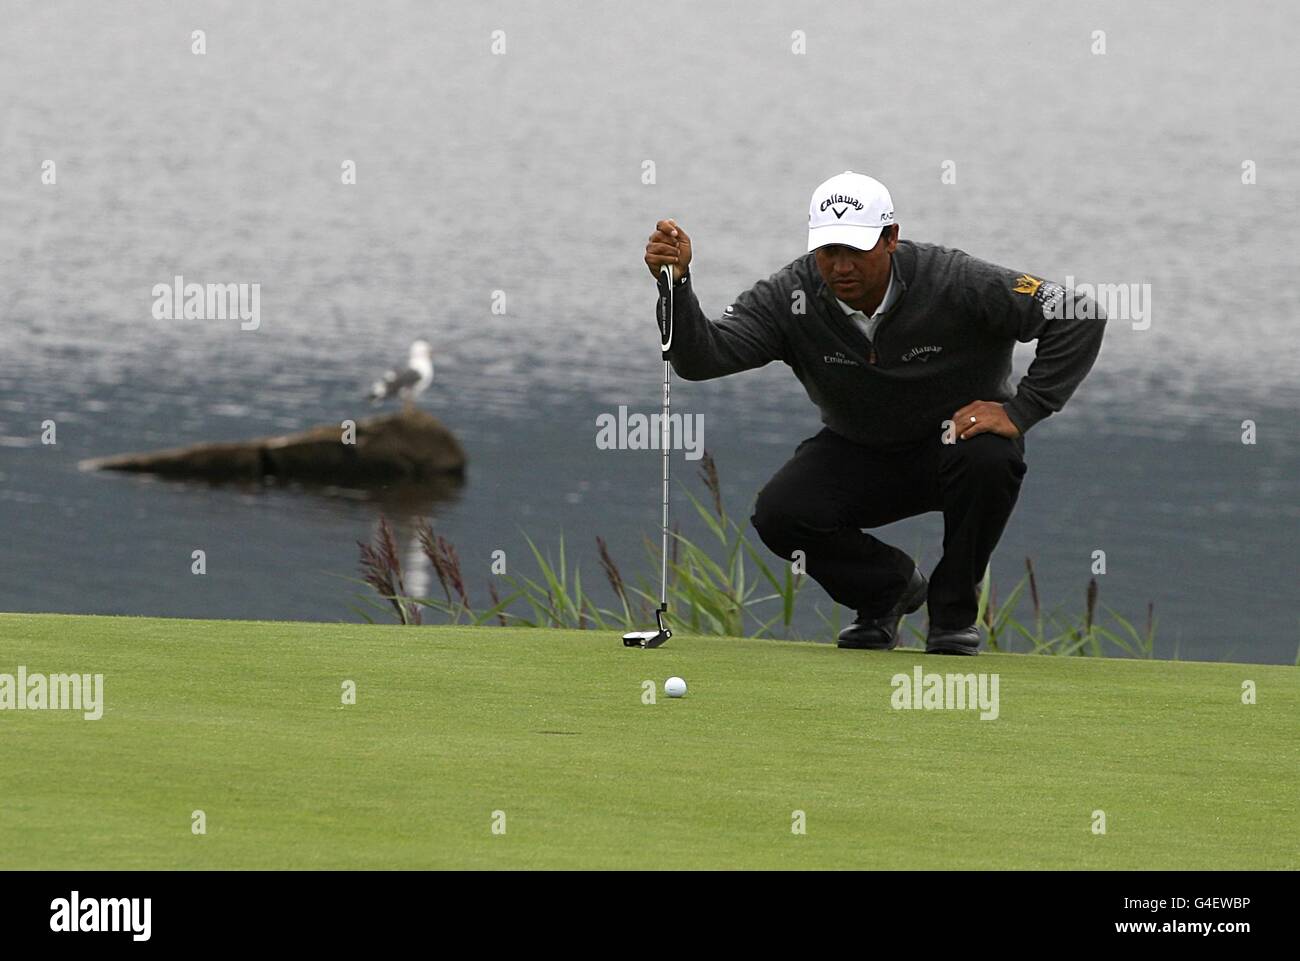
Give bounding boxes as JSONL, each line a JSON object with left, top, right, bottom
{"left": 750, "top": 427, "right": 1027, "bottom": 630}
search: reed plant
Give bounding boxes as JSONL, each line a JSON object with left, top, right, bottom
{"left": 344, "top": 454, "right": 1159, "bottom": 657}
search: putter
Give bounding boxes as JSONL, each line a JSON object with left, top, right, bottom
{"left": 622, "top": 264, "right": 675, "bottom": 649}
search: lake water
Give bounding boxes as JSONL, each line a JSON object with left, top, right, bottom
{"left": 1, "top": 1, "right": 1297, "bottom": 663}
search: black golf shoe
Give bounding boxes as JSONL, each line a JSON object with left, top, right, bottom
{"left": 925, "top": 624, "right": 981, "bottom": 655}
{"left": 837, "top": 567, "right": 928, "bottom": 650}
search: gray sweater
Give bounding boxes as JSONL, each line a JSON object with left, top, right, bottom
{"left": 666, "top": 240, "right": 1106, "bottom": 450}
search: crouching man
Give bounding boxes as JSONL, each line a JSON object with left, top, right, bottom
{"left": 642, "top": 171, "right": 1105, "bottom": 654}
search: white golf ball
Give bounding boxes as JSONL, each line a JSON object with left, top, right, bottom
{"left": 664, "top": 676, "right": 687, "bottom": 698}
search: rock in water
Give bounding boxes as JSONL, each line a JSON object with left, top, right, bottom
{"left": 80, "top": 409, "right": 466, "bottom": 485}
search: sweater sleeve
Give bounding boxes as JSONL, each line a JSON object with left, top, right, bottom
{"left": 663, "top": 271, "right": 787, "bottom": 381}
{"left": 958, "top": 252, "right": 1107, "bottom": 435}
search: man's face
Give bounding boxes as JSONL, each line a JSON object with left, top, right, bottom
{"left": 813, "top": 226, "right": 897, "bottom": 308}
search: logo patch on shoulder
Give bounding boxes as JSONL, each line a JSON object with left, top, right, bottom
{"left": 1036, "top": 282, "right": 1065, "bottom": 318}
{"left": 1012, "top": 274, "right": 1043, "bottom": 296}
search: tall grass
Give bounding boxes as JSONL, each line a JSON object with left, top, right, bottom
{"left": 664, "top": 452, "right": 804, "bottom": 637}
{"left": 948, "top": 558, "right": 1157, "bottom": 658}
{"left": 354, "top": 516, "right": 421, "bottom": 626}
{"left": 343, "top": 453, "right": 1160, "bottom": 657}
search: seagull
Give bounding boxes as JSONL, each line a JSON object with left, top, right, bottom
{"left": 368, "top": 339, "right": 434, "bottom": 409}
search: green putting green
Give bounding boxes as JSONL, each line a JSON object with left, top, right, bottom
{"left": 0, "top": 613, "right": 1294, "bottom": 869}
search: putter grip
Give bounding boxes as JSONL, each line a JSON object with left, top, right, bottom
{"left": 656, "top": 265, "right": 673, "bottom": 353}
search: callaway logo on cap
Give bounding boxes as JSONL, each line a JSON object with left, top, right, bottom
{"left": 807, "top": 171, "right": 895, "bottom": 252}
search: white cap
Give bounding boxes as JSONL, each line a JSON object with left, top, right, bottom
{"left": 807, "top": 171, "right": 895, "bottom": 252}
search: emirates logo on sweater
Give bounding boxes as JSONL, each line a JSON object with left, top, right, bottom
{"left": 823, "top": 351, "right": 860, "bottom": 367}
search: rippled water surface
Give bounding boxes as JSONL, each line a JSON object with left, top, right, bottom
{"left": 1, "top": 1, "right": 1297, "bottom": 662}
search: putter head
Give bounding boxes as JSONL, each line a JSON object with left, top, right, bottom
{"left": 622, "top": 628, "right": 672, "bottom": 649}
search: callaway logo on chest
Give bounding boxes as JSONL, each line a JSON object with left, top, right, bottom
{"left": 900, "top": 345, "right": 944, "bottom": 363}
